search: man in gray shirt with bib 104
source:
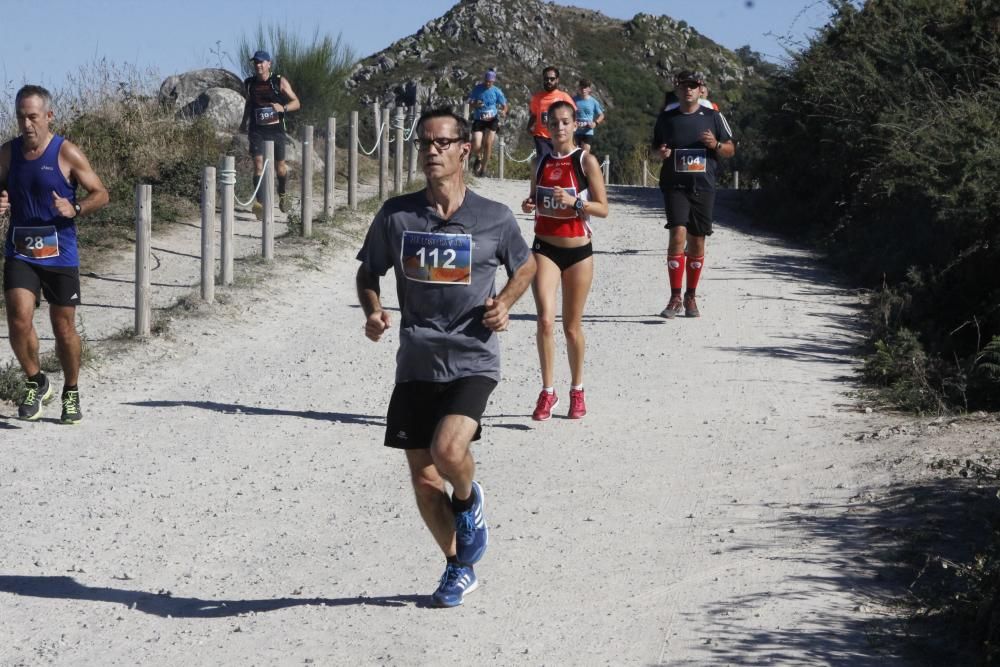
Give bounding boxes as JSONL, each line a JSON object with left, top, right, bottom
{"left": 356, "top": 107, "right": 536, "bottom": 608}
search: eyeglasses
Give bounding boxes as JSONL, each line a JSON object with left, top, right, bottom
{"left": 677, "top": 81, "right": 701, "bottom": 90}
{"left": 416, "top": 137, "right": 463, "bottom": 151}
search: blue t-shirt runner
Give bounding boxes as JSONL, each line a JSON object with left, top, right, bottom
{"left": 572, "top": 95, "right": 604, "bottom": 137}
{"left": 468, "top": 83, "right": 508, "bottom": 123}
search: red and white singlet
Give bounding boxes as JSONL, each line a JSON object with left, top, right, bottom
{"left": 533, "top": 148, "right": 591, "bottom": 238}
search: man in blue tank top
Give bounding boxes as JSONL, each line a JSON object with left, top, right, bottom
{"left": 0, "top": 85, "right": 109, "bottom": 423}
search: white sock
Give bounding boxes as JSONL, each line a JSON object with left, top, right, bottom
{"left": 543, "top": 387, "right": 554, "bottom": 394}
{"left": 571, "top": 384, "right": 584, "bottom": 391}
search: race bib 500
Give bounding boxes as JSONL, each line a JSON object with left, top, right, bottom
{"left": 536, "top": 185, "right": 578, "bottom": 220}
{"left": 401, "top": 231, "right": 472, "bottom": 285}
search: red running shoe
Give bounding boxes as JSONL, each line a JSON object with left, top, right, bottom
{"left": 532, "top": 390, "right": 559, "bottom": 421}
{"left": 568, "top": 388, "right": 587, "bottom": 419}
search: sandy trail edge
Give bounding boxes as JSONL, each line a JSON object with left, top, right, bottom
{"left": 1, "top": 179, "right": 904, "bottom": 665}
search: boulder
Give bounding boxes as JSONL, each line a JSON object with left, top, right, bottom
{"left": 179, "top": 88, "right": 246, "bottom": 130}
{"left": 159, "top": 68, "right": 244, "bottom": 110}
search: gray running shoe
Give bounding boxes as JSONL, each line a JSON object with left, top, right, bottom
{"left": 659, "top": 295, "right": 683, "bottom": 319}
{"left": 684, "top": 294, "right": 701, "bottom": 318}
{"left": 18, "top": 377, "right": 54, "bottom": 421}
{"left": 61, "top": 390, "right": 83, "bottom": 425}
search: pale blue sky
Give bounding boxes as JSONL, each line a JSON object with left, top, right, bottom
{"left": 0, "top": 0, "right": 834, "bottom": 90}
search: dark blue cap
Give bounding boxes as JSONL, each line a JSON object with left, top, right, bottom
{"left": 250, "top": 50, "right": 271, "bottom": 62}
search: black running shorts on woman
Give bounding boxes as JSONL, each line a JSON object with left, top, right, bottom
{"left": 531, "top": 237, "right": 593, "bottom": 272}
{"left": 384, "top": 376, "right": 498, "bottom": 449}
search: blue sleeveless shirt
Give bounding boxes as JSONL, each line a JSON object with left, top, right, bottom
{"left": 4, "top": 135, "right": 80, "bottom": 267}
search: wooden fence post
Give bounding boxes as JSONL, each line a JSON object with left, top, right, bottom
{"left": 408, "top": 104, "right": 420, "bottom": 184}
{"left": 349, "top": 111, "right": 358, "bottom": 210}
{"left": 498, "top": 138, "right": 505, "bottom": 180}
{"left": 200, "top": 166, "right": 216, "bottom": 303}
{"left": 220, "top": 156, "right": 235, "bottom": 285}
{"left": 324, "top": 117, "right": 336, "bottom": 219}
{"left": 301, "top": 124, "right": 314, "bottom": 237}
{"left": 379, "top": 105, "right": 390, "bottom": 201}
{"left": 134, "top": 183, "right": 151, "bottom": 337}
{"left": 394, "top": 107, "right": 405, "bottom": 194}
{"left": 263, "top": 141, "right": 275, "bottom": 260}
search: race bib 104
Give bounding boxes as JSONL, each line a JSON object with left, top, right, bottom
{"left": 13, "top": 225, "right": 60, "bottom": 259}
{"left": 674, "top": 148, "right": 707, "bottom": 173}
{"left": 401, "top": 231, "right": 472, "bottom": 285}
{"left": 255, "top": 107, "right": 279, "bottom": 125}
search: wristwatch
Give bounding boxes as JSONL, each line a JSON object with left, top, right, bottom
{"left": 573, "top": 198, "right": 585, "bottom": 212}
{"left": 73, "top": 203, "right": 82, "bottom": 217}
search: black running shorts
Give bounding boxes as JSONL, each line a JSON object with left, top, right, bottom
{"left": 663, "top": 188, "right": 714, "bottom": 237}
{"left": 472, "top": 118, "right": 500, "bottom": 134}
{"left": 3, "top": 257, "right": 82, "bottom": 306}
{"left": 384, "top": 376, "right": 497, "bottom": 450}
{"left": 532, "top": 237, "right": 593, "bottom": 272}
{"left": 249, "top": 125, "right": 287, "bottom": 161}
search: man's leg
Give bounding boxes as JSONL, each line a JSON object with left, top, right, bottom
{"left": 405, "top": 448, "right": 458, "bottom": 557}
{"left": 471, "top": 131, "right": 484, "bottom": 175}
{"left": 5, "top": 288, "right": 41, "bottom": 376}
{"left": 49, "top": 305, "right": 80, "bottom": 386}
{"left": 482, "top": 131, "right": 496, "bottom": 172}
{"left": 276, "top": 159, "right": 289, "bottom": 212}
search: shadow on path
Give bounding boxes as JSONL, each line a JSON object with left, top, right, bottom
{"left": 0, "top": 575, "right": 431, "bottom": 616}
{"left": 124, "top": 400, "right": 385, "bottom": 426}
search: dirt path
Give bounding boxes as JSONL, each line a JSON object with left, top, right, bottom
{"left": 1, "top": 179, "right": 905, "bottom": 664}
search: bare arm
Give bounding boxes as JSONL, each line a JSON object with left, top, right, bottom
{"left": 0, "top": 141, "right": 10, "bottom": 214}
{"left": 278, "top": 78, "right": 301, "bottom": 114}
{"left": 482, "top": 255, "right": 537, "bottom": 332}
{"left": 356, "top": 265, "right": 391, "bottom": 342}
{"left": 239, "top": 97, "right": 251, "bottom": 132}
{"left": 580, "top": 152, "right": 608, "bottom": 218}
{"left": 57, "top": 140, "right": 109, "bottom": 217}
{"left": 521, "top": 157, "right": 538, "bottom": 213}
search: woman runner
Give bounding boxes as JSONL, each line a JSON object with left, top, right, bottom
{"left": 521, "top": 100, "right": 609, "bottom": 421}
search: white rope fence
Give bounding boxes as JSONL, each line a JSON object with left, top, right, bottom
{"left": 357, "top": 121, "right": 387, "bottom": 155}
{"left": 645, "top": 163, "right": 659, "bottom": 182}
{"left": 220, "top": 159, "right": 270, "bottom": 208}
{"left": 503, "top": 146, "right": 536, "bottom": 163}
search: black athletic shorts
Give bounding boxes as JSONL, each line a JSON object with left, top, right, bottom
{"left": 384, "top": 376, "right": 498, "bottom": 450}
{"left": 472, "top": 118, "right": 500, "bottom": 134}
{"left": 3, "top": 257, "right": 81, "bottom": 306}
{"left": 249, "top": 125, "right": 287, "bottom": 161}
{"left": 574, "top": 133, "right": 594, "bottom": 147}
{"left": 532, "top": 237, "right": 593, "bottom": 272}
{"left": 663, "top": 188, "right": 715, "bottom": 237}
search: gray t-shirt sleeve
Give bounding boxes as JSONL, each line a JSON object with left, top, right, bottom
{"left": 356, "top": 207, "right": 393, "bottom": 276}
{"left": 497, "top": 207, "right": 531, "bottom": 277}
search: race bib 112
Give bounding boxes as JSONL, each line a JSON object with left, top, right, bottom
{"left": 401, "top": 231, "right": 472, "bottom": 285}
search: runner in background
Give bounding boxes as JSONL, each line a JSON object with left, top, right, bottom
{"left": 527, "top": 66, "right": 576, "bottom": 158}
{"left": 572, "top": 79, "right": 605, "bottom": 152}
{"left": 467, "top": 69, "right": 508, "bottom": 177}
{"left": 651, "top": 70, "right": 734, "bottom": 320}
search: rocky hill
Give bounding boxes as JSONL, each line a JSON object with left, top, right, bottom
{"left": 347, "top": 0, "right": 762, "bottom": 177}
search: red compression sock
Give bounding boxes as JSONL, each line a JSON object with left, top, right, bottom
{"left": 667, "top": 254, "right": 685, "bottom": 292}
{"left": 686, "top": 255, "right": 705, "bottom": 292}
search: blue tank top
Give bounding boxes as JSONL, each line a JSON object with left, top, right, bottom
{"left": 4, "top": 134, "right": 80, "bottom": 267}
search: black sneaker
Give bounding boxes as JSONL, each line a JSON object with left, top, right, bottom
{"left": 18, "top": 377, "right": 54, "bottom": 421}
{"left": 61, "top": 390, "right": 83, "bottom": 425}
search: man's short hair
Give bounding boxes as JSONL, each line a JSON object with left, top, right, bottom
{"left": 15, "top": 85, "right": 52, "bottom": 109}
{"left": 416, "top": 107, "right": 470, "bottom": 143}
{"left": 543, "top": 66, "right": 560, "bottom": 78}
{"left": 578, "top": 79, "right": 592, "bottom": 89}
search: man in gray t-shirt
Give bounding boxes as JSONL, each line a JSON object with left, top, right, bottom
{"left": 356, "top": 108, "right": 535, "bottom": 608}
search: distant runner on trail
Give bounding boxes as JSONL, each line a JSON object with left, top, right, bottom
{"left": 467, "top": 68, "right": 508, "bottom": 177}
{"left": 572, "top": 78, "right": 605, "bottom": 153}
{"left": 1, "top": 85, "right": 109, "bottom": 423}
{"left": 356, "top": 108, "right": 536, "bottom": 608}
{"left": 651, "top": 70, "right": 734, "bottom": 319}
{"left": 527, "top": 66, "right": 576, "bottom": 159}
{"left": 522, "top": 100, "right": 608, "bottom": 421}
{"left": 239, "top": 50, "right": 300, "bottom": 217}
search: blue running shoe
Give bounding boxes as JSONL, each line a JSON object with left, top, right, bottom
{"left": 432, "top": 563, "right": 478, "bottom": 608}
{"left": 455, "top": 481, "right": 488, "bottom": 564}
